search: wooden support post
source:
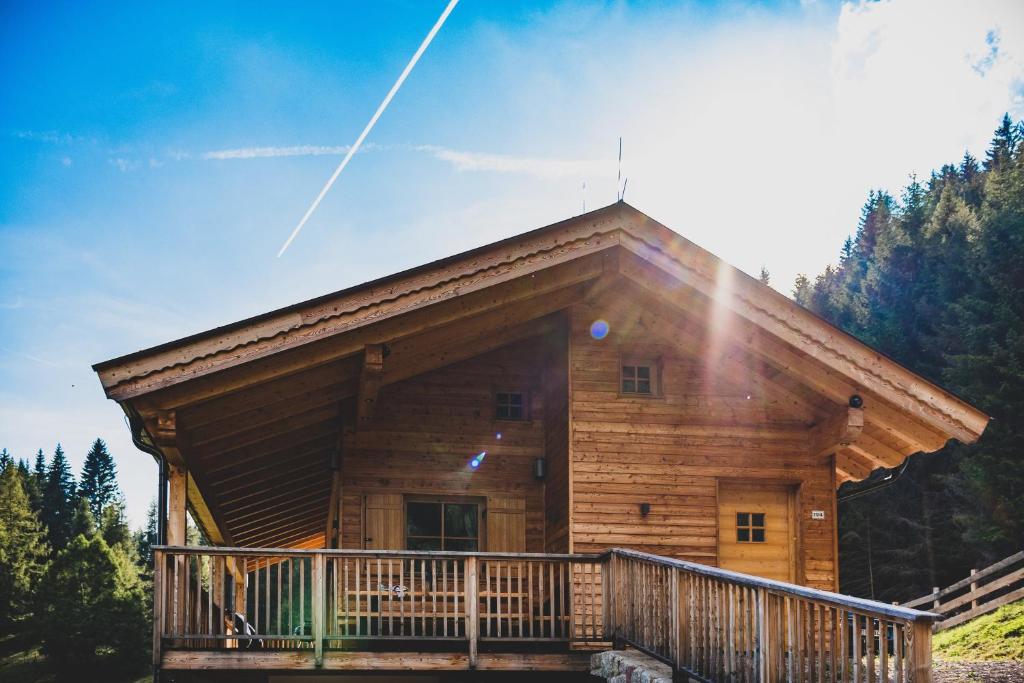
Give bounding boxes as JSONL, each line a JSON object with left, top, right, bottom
{"left": 232, "top": 562, "right": 246, "bottom": 649}
{"left": 313, "top": 553, "right": 325, "bottom": 667}
{"left": 912, "top": 620, "right": 933, "bottom": 683}
{"left": 932, "top": 587, "right": 940, "bottom": 611}
{"left": 603, "top": 553, "right": 615, "bottom": 638}
{"left": 167, "top": 465, "right": 187, "bottom": 546}
{"left": 467, "top": 556, "right": 479, "bottom": 669}
{"left": 970, "top": 570, "right": 978, "bottom": 609}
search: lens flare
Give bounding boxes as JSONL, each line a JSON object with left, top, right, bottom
{"left": 590, "top": 319, "right": 610, "bottom": 340}
{"left": 469, "top": 451, "right": 487, "bottom": 469}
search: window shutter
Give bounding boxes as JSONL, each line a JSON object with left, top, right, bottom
{"left": 486, "top": 496, "right": 527, "bottom": 552}
{"left": 363, "top": 493, "right": 404, "bottom": 550}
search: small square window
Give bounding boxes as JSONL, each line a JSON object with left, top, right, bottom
{"left": 622, "top": 364, "right": 655, "bottom": 395}
{"left": 496, "top": 392, "right": 526, "bottom": 420}
{"left": 736, "top": 511, "right": 766, "bottom": 543}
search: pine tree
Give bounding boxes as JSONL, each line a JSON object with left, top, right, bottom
{"left": 100, "top": 500, "right": 132, "bottom": 551}
{"left": 758, "top": 266, "right": 771, "bottom": 286}
{"left": 0, "top": 465, "right": 48, "bottom": 627}
{"left": 70, "top": 497, "right": 97, "bottom": 539}
{"left": 0, "top": 448, "right": 11, "bottom": 472}
{"left": 79, "top": 438, "right": 119, "bottom": 520}
{"left": 29, "top": 448, "right": 47, "bottom": 512}
{"left": 984, "top": 113, "right": 1018, "bottom": 171}
{"left": 134, "top": 500, "right": 159, "bottom": 568}
{"left": 37, "top": 535, "right": 149, "bottom": 674}
{"left": 41, "top": 444, "right": 77, "bottom": 551}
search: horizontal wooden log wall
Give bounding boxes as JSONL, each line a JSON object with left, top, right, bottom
{"left": 340, "top": 341, "right": 548, "bottom": 551}
{"left": 567, "top": 302, "right": 839, "bottom": 588}
{"left": 606, "top": 548, "right": 937, "bottom": 683}
{"left": 902, "top": 551, "right": 1024, "bottom": 631}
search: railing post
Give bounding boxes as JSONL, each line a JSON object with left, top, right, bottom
{"left": 152, "top": 549, "right": 164, "bottom": 674}
{"left": 466, "top": 556, "right": 479, "bottom": 668}
{"left": 756, "top": 587, "right": 769, "bottom": 683}
{"left": 604, "top": 553, "right": 616, "bottom": 641}
{"left": 912, "top": 619, "right": 933, "bottom": 683}
{"left": 671, "top": 566, "right": 681, "bottom": 674}
{"left": 313, "top": 552, "right": 325, "bottom": 667}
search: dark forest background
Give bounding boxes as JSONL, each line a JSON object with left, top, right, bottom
{"left": 1, "top": 114, "right": 1022, "bottom": 677}
{"left": 790, "top": 114, "right": 1024, "bottom": 602}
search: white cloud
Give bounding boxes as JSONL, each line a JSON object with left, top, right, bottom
{"left": 61, "top": 157, "right": 73, "bottom": 167}
{"left": 417, "top": 145, "right": 614, "bottom": 180}
{"left": 202, "top": 144, "right": 352, "bottom": 160}
{"left": 110, "top": 157, "right": 140, "bottom": 172}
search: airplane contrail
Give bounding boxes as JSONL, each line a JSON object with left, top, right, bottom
{"left": 278, "top": 0, "right": 461, "bottom": 257}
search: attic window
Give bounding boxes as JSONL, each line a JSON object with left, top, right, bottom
{"left": 621, "top": 361, "right": 658, "bottom": 395}
{"left": 495, "top": 391, "right": 526, "bottom": 420}
{"left": 736, "top": 512, "right": 766, "bottom": 543}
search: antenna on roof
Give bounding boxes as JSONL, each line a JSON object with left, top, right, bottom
{"left": 616, "top": 137, "right": 623, "bottom": 201}
{"left": 621, "top": 177, "right": 628, "bottom": 203}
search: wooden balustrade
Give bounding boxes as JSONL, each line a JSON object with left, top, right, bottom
{"left": 154, "top": 546, "right": 936, "bottom": 681}
{"left": 153, "top": 547, "right": 606, "bottom": 669}
{"left": 606, "top": 548, "right": 938, "bottom": 683}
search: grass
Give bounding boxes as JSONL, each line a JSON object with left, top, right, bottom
{"left": 0, "top": 633, "right": 148, "bottom": 683}
{"left": 933, "top": 599, "right": 1024, "bottom": 661}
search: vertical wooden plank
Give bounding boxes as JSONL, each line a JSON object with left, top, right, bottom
{"left": 152, "top": 549, "right": 164, "bottom": 668}
{"left": 313, "top": 553, "right": 324, "bottom": 666}
{"left": 467, "top": 556, "right": 478, "bottom": 668}
{"left": 866, "top": 615, "right": 876, "bottom": 683}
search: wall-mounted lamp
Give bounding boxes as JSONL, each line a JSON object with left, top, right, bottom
{"left": 849, "top": 394, "right": 864, "bottom": 409}
{"left": 329, "top": 448, "right": 341, "bottom": 471}
{"left": 639, "top": 502, "right": 651, "bottom": 517}
{"left": 533, "top": 457, "right": 547, "bottom": 481}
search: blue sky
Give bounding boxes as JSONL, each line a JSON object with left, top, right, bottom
{"left": 2, "top": 0, "right": 1022, "bottom": 528}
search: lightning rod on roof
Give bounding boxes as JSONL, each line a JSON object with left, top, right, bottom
{"left": 616, "top": 137, "right": 623, "bottom": 201}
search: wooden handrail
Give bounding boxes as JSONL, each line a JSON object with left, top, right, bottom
{"left": 609, "top": 547, "right": 939, "bottom": 623}
{"left": 605, "top": 548, "right": 936, "bottom": 683}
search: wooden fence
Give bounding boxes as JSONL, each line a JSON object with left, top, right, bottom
{"left": 154, "top": 546, "right": 938, "bottom": 681}
{"left": 902, "top": 551, "right": 1024, "bottom": 632}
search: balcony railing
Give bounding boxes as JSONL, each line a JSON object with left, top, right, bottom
{"left": 153, "top": 546, "right": 937, "bottom": 681}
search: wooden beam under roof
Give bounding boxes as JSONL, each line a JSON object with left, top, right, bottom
{"left": 356, "top": 344, "right": 384, "bottom": 425}
{"left": 810, "top": 405, "right": 865, "bottom": 460}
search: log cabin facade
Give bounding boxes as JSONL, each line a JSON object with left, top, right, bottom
{"left": 94, "top": 202, "right": 988, "bottom": 681}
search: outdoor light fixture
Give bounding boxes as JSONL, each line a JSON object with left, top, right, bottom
{"left": 533, "top": 457, "right": 547, "bottom": 480}
{"left": 469, "top": 451, "right": 487, "bottom": 469}
{"left": 849, "top": 394, "right": 864, "bottom": 409}
{"left": 329, "top": 449, "right": 341, "bottom": 471}
{"left": 640, "top": 502, "right": 651, "bottom": 517}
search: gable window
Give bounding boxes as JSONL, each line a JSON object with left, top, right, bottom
{"left": 621, "top": 361, "right": 658, "bottom": 395}
{"left": 406, "top": 500, "right": 480, "bottom": 551}
{"left": 495, "top": 391, "right": 526, "bottom": 420}
{"left": 736, "top": 512, "right": 766, "bottom": 543}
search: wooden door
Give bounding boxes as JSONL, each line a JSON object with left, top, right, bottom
{"left": 363, "top": 493, "right": 404, "bottom": 550}
{"left": 486, "top": 496, "right": 526, "bottom": 552}
{"left": 717, "top": 482, "right": 796, "bottom": 582}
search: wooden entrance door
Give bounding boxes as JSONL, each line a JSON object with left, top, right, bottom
{"left": 717, "top": 482, "right": 797, "bottom": 583}
{"left": 363, "top": 493, "right": 404, "bottom": 550}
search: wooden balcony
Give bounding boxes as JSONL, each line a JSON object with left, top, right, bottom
{"left": 153, "top": 546, "right": 938, "bottom": 681}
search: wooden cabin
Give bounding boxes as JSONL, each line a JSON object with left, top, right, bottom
{"left": 94, "top": 202, "right": 988, "bottom": 682}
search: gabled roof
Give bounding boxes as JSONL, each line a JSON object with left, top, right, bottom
{"left": 94, "top": 201, "right": 988, "bottom": 445}
{"left": 93, "top": 202, "right": 989, "bottom": 547}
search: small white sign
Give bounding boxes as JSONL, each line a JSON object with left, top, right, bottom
{"left": 811, "top": 510, "right": 826, "bottom": 520}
